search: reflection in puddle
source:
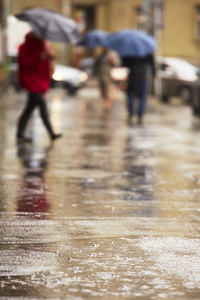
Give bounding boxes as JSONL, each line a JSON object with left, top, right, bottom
{"left": 16, "top": 144, "right": 52, "bottom": 219}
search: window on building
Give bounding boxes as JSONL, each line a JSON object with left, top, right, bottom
{"left": 73, "top": 6, "right": 95, "bottom": 33}
{"left": 134, "top": 6, "right": 148, "bottom": 31}
{"left": 196, "top": 5, "right": 200, "bottom": 39}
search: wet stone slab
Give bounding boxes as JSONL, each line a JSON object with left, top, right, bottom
{"left": 0, "top": 88, "right": 200, "bottom": 299}
{"left": 0, "top": 231, "right": 200, "bottom": 299}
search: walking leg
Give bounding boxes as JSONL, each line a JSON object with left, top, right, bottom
{"left": 138, "top": 82, "right": 148, "bottom": 124}
{"left": 126, "top": 82, "right": 134, "bottom": 118}
{"left": 37, "top": 93, "right": 62, "bottom": 140}
{"left": 17, "top": 92, "right": 37, "bottom": 140}
{"left": 104, "top": 81, "right": 112, "bottom": 111}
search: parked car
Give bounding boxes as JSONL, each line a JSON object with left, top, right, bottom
{"left": 51, "top": 64, "right": 88, "bottom": 95}
{"left": 155, "top": 56, "right": 200, "bottom": 103}
{"left": 79, "top": 55, "right": 200, "bottom": 102}
{"left": 79, "top": 56, "right": 129, "bottom": 89}
{"left": 79, "top": 57, "right": 96, "bottom": 77}
{"left": 6, "top": 50, "right": 88, "bottom": 95}
{"left": 109, "top": 66, "right": 129, "bottom": 90}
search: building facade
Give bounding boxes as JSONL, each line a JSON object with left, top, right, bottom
{"left": 159, "top": 0, "right": 200, "bottom": 64}
{"left": 72, "top": 0, "right": 200, "bottom": 65}
{"left": 5, "top": 0, "right": 200, "bottom": 65}
{"left": 0, "top": 0, "right": 9, "bottom": 90}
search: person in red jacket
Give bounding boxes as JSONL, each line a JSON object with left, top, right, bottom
{"left": 16, "top": 31, "right": 62, "bottom": 142}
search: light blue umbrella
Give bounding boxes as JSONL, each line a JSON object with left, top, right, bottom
{"left": 77, "top": 29, "right": 110, "bottom": 48}
{"left": 104, "top": 29, "right": 157, "bottom": 57}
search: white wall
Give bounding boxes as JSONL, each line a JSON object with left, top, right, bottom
{"left": 6, "top": 15, "right": 31, "bottom": 51}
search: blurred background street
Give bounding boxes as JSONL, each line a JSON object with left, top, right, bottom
{"left": 1, "top": 84, "right": 200, "bottom": 299}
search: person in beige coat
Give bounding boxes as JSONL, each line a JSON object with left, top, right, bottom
{"left": 96, "top": 47, "right": 120, "bottom": 110}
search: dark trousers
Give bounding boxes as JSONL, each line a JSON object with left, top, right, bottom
{"left": 126, "top": 81, "right": 148, "bottom": 117}
{"left": 17, "top": 92, "right": 54, "bottom": 138}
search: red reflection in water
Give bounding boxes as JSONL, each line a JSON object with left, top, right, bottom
{"left": 17, "top": 144, "right": 51, "bottom": 219}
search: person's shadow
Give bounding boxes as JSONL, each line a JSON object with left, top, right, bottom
{"left": 16, "top": 143, "right": 52, "bottom": 219}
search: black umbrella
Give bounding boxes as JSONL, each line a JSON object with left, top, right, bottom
{"left": 14, "top": 7, "right": 81, "bottom": 44}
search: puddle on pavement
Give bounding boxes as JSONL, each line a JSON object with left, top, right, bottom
{"left": 1, "top": 90, "right": 200, "bottom": 298}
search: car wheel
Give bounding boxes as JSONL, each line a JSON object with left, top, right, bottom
{"left": 50, "top": 79, "right": 57, "bottom": 88}
{"left": 161, "top": 95, "right": 169, "bottom": 103}
{"left": 180, "top": 86, "right": 192, "bottom": 104}
{"left": 68, "top": 86, "right": 77, "bottom": 95}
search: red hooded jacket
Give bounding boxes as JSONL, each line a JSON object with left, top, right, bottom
{"left": 18, "top": 32, "right": 53, "bottom": 93}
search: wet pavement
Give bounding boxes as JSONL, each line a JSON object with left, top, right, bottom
{"left": 1, "top": 83, "right": 200, "bottom": 299}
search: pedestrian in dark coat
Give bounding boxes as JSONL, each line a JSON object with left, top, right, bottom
{"left": 122, "top": 54, "right": 156, "bottom": 124}
{"left": 16, "top": 31, "right": 62, "bottom": 142}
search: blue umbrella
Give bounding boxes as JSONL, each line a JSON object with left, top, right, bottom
{"left": 77, "top": 29, "right": 110, "bottom": 48}
{"left": 104, "top": 29, "right": 157, "bottom": 57}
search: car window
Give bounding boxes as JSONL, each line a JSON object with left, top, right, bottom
{"left": 159, "top": 63, "right": 168, "bottom": 71}
{"left": 167, "top": 59, "right": 196, "bottom": 73}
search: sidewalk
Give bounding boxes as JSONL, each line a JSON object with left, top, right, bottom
{"left": 0, "top": 86, "right": 200, "bottom": 299}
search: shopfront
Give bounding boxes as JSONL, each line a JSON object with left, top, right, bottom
{"left": 0, "top": 0, "right": 8, "bottom": 90}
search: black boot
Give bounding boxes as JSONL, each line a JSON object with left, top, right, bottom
{"left": 51, "top": 133, "right": 63, "bottom": 141}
